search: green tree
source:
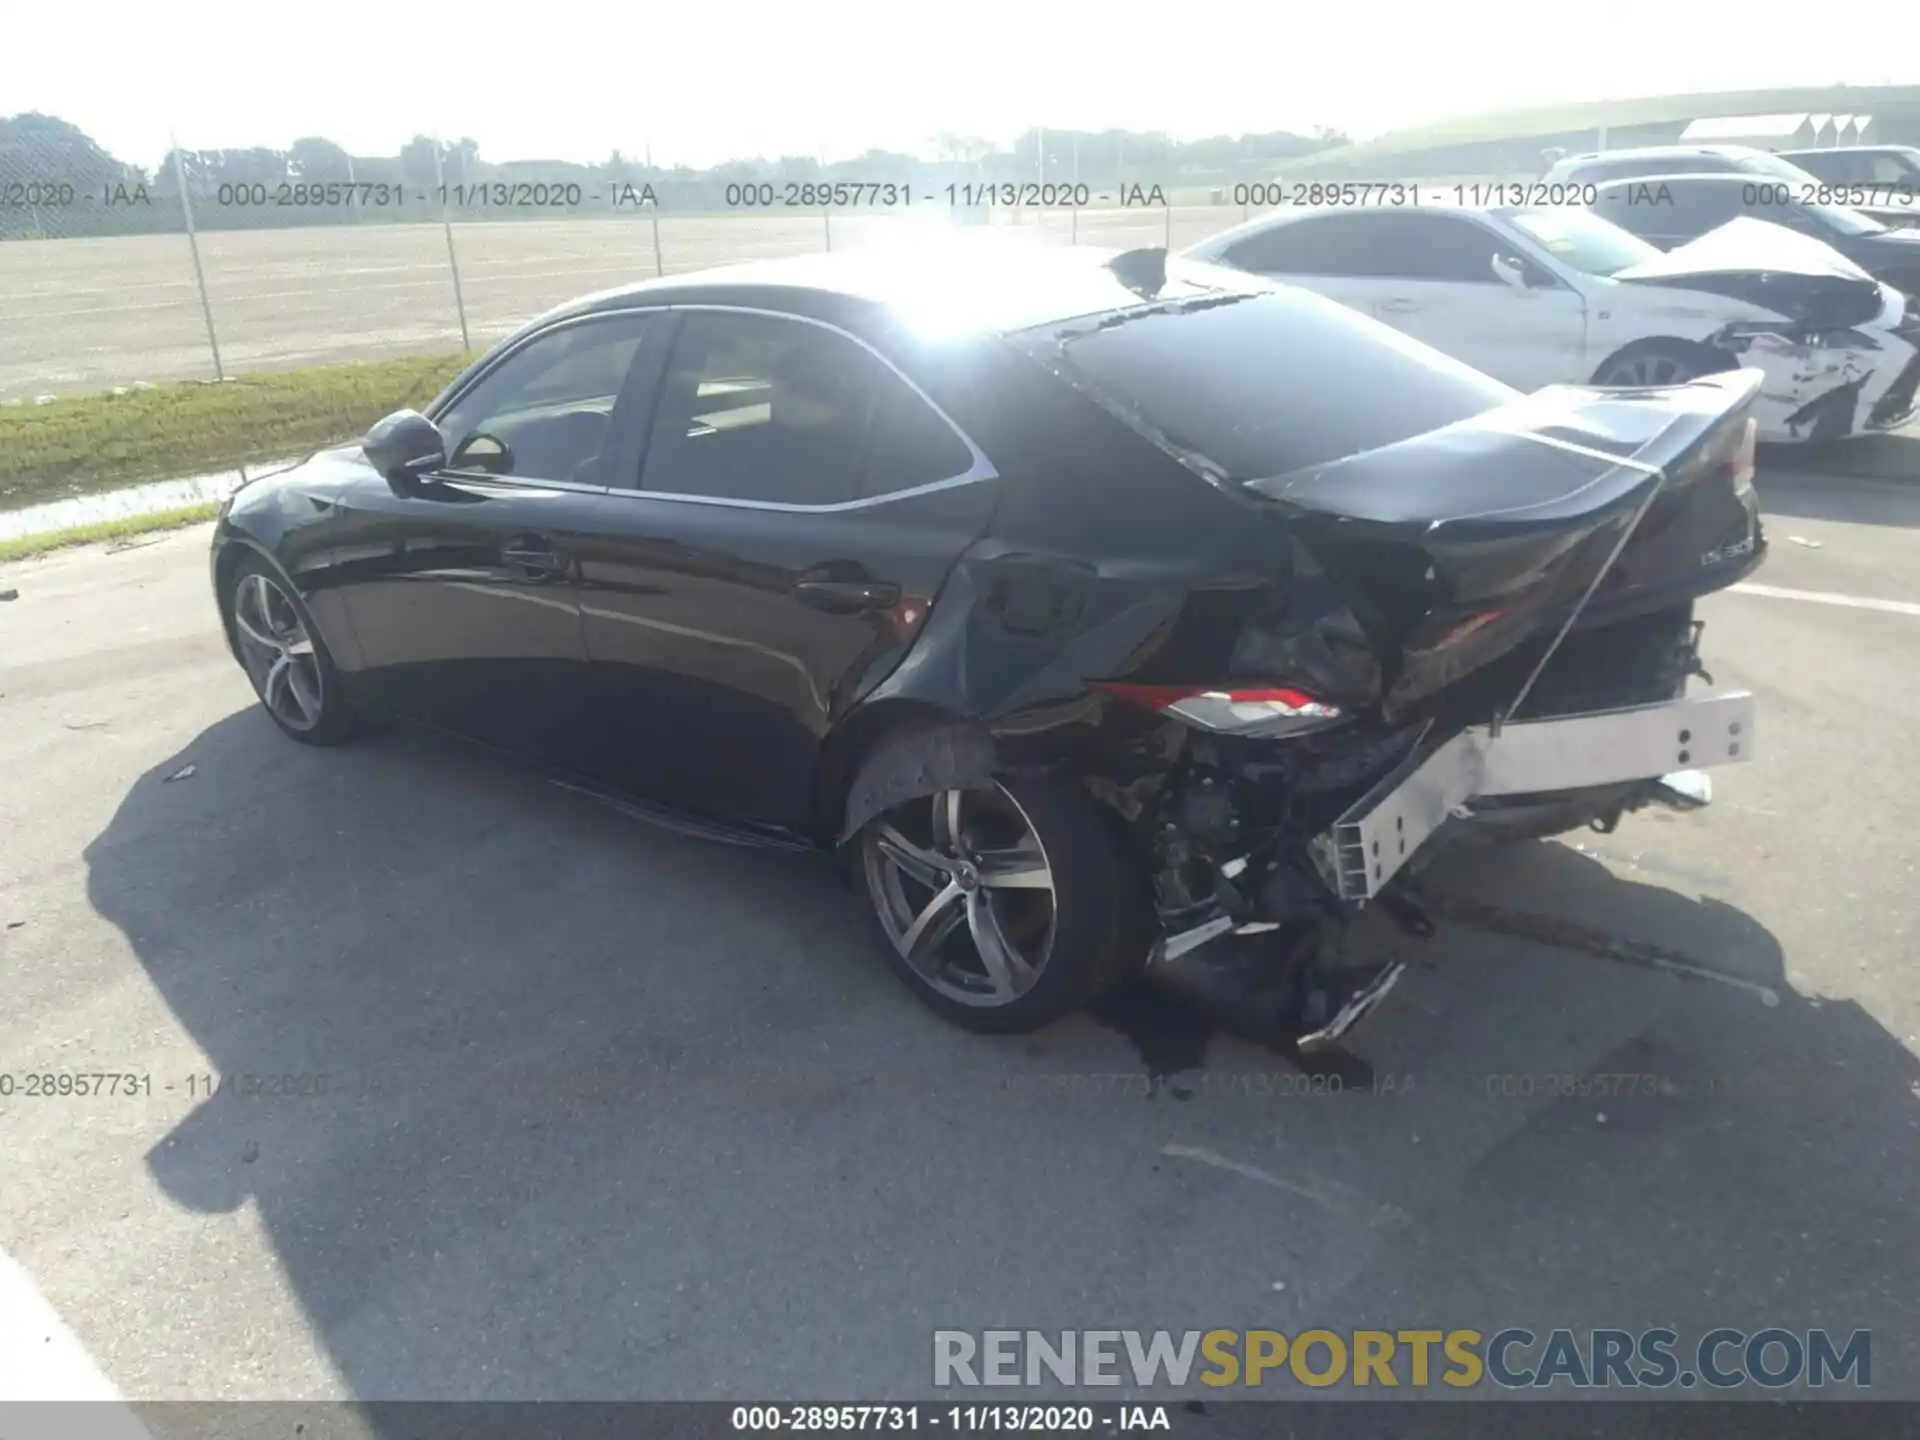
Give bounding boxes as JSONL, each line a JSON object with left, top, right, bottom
{"left": 398, "top": 134, "right": 443, "bottom": 188}
{"left": 289, "top": 136, "right": 351, "bottom": 181}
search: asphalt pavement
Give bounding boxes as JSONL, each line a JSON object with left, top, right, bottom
{"left": 0, "top": 461, "right": 1916, "bottom": 1405}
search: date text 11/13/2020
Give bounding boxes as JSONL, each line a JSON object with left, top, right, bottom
{"left": 7, "top": 177, "right": 1628, "bottom": 213}
{"left": 729, "top": 1405, "right": 1173, "bottom": 1432}
{"left": 1, "top": 1071, "right": 363, "bottom": 1100}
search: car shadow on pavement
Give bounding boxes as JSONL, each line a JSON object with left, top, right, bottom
{"left": 1310, "top": 838, "right": 1917, "bottom": 1394}
{"left": 85, "top": 710, "right": 1919, "bottom": 1403}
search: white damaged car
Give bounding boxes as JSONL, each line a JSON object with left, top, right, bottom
{"left": 1184, "top": 205, "right": 1920, "bottom": 442}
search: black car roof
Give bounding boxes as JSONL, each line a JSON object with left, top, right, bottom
{"left": 534, "top": 241, "right": 1256, "bottom": 338}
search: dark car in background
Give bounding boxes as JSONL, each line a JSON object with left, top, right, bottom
{"left": 1778, "top": 144, "right": 1920, "bottom": 215}
{"left": 1590, "top": 173, "right": 1920, "bottom": 298}
{"left": 1547, "top": 144, "right": 1917, "bottom": 229}
{"left": 1542, "top": 143, "right": 1819, "bottom": 189}
{"left": 209, "top": 242, "right": 1761, "bottom": 1042}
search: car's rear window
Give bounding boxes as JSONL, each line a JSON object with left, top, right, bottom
{"left": 1012, "top": 288, "right": 1517, "bottom": 483}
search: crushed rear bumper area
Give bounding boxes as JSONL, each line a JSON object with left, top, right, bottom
{"left": 1310, "top": 690, "right": 1755, "bottom": 902}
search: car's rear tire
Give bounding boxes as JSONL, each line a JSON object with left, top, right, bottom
{"left": 855, "top": 772, "right": 1127, "bottom": 1033}
{"left": 1591, "top": 339, "right": 1723, "bottom": 388}
{"left": 223, "top": 555, "right": 362, "bottom": 746}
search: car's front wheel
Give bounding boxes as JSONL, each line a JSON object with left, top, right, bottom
{"left": 1591, "top": 339, "right": 1719, "bottom": 388}
{"left": 224, "top": 557, "right": 362, "bottom": 745}
{"left": 856, "top": 774, "right": 1125, "bottom": 1033}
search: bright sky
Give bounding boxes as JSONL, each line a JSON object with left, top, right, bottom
{"left": 10, "top": 0, "right": 1914, "bottom": 169}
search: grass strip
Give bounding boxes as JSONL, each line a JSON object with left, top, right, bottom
{"left": 0, "top": 350, "right": 477, "bottom": 510}
{"left": 0, "top": 502, "right": 221, "bottom": 563}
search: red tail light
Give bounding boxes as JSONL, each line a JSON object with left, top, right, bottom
{"left": 1092, "top": 681, "right": 1344, "bottom": 738}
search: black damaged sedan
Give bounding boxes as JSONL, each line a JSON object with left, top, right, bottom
{"left": 212, "top": 242, "right": 1764, "bottom": 1038}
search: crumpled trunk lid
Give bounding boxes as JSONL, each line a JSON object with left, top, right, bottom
{"left": 1243, "top": 370, "right": 1764, "bottom": 718}
{"left": 1613, "top": 217, "right": 1887, "bottom": 329}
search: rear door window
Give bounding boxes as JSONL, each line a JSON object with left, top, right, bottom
{"left": 1221, "top": 213, "right": 1384, "bottom": 277}
{"left": 1369, "top": 213, "right": 1505, "bottom": 283}
{"left": 857, "top": 380, "right": 975, "bottom": 499}
{"left": 638, "top": 310, "right": 977, "bottom": 506}
{"left": 641, "top": 311, "right": 879, "bottom": 506}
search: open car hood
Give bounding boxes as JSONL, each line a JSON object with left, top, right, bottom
{"left": 1243, "top": 370, "right": 1764, "bottom": 717}
{"left": 1613, "top": 217, "right": 1875, "bottom": 284}
{"left": 1612, "top": 218, "right": 1886, "bottom": 328}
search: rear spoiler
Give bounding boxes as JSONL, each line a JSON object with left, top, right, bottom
{"left": 1245, "top": 370, "right": 1764, "bottom": 722}
{"left": 1246, "top": 370, "right": 1762, "bottom": 524}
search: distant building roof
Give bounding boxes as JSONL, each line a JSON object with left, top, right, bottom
{"left": 1682, "top": 113, "right": 1809, "bottom": 141}
{"left": 1279, "top": 85, "right": 1920, "bottom": 174}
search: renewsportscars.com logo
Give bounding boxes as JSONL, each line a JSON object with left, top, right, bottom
{"left": 933, "top": 1328, "right": 1871, "bottom": 1391}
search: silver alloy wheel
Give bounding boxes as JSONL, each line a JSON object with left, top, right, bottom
{"left": 1597, "top": 351, "right": 1693, "bottom": 386}
{"left": 231, "top": 572, "right": 324, "bottom": 732}
{"left": 862, "top": 782, "right": 1057, "bottom": 1008}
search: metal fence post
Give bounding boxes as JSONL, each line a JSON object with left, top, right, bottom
{"left": 819, "top": 140, "right": 832, "bottom": 253}
{"left": 1070, "top": 137, "right": 1079, "bottom": 244}
{"left": 171, "top": 135, "right": 224, "bottom": 381}
{"left": 432, "top": 139, "right": 472, "bottom": 350}
{"left": 644, "top": 136, "right": 664, "bottom": 276}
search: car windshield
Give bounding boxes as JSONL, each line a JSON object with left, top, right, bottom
{"left": 1016, "top": 288, "right": 1516, "bottom": 484}
{"left": 1741, "top": 151, "right": 1824, "bottom": 184}
{"left": 1804, "top": 200, "right": 1888, "bottom": 237}
{"left": 1504, "top": 207, "right": 1660, "bottom": 276}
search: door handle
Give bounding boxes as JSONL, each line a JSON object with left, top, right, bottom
{"left": 1378, "top": 297, "right": 1418, "bottom": 314}
{"left": 502, "top": 535, "right": 566, "bottom": 578}
{"left": 792, "top": 578, "right": 901, "bottom": 613}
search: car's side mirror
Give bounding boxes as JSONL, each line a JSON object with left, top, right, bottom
{"left": 1490, "top": 253, "right": 1530, "bottom": 291}
{"left": 362, "top": 409, "right": 447, "bottom": 482}
{"left": 449, "top": 432, "right": 513, "bottom": 474}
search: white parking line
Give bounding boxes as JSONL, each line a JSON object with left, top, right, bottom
{"left": 1729, "top": 582, "right": 1920, "bottom": 618}
{"left": 1159, "top": 1144, "right": 1412, "bottom": 1228}
{"left": 0, "top": 1249, "right": 151, "bottom": 1437}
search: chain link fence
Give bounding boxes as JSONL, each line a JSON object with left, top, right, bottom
{"left": 0, "top": 128, "right": 1495, "bottom": 403}
{"left": 0, "top": 127, "right": 1523, "bottom": 528}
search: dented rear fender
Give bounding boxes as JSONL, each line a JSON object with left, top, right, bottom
{"left": 828, "top": 535, "right": 1326, "bottom": 836}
